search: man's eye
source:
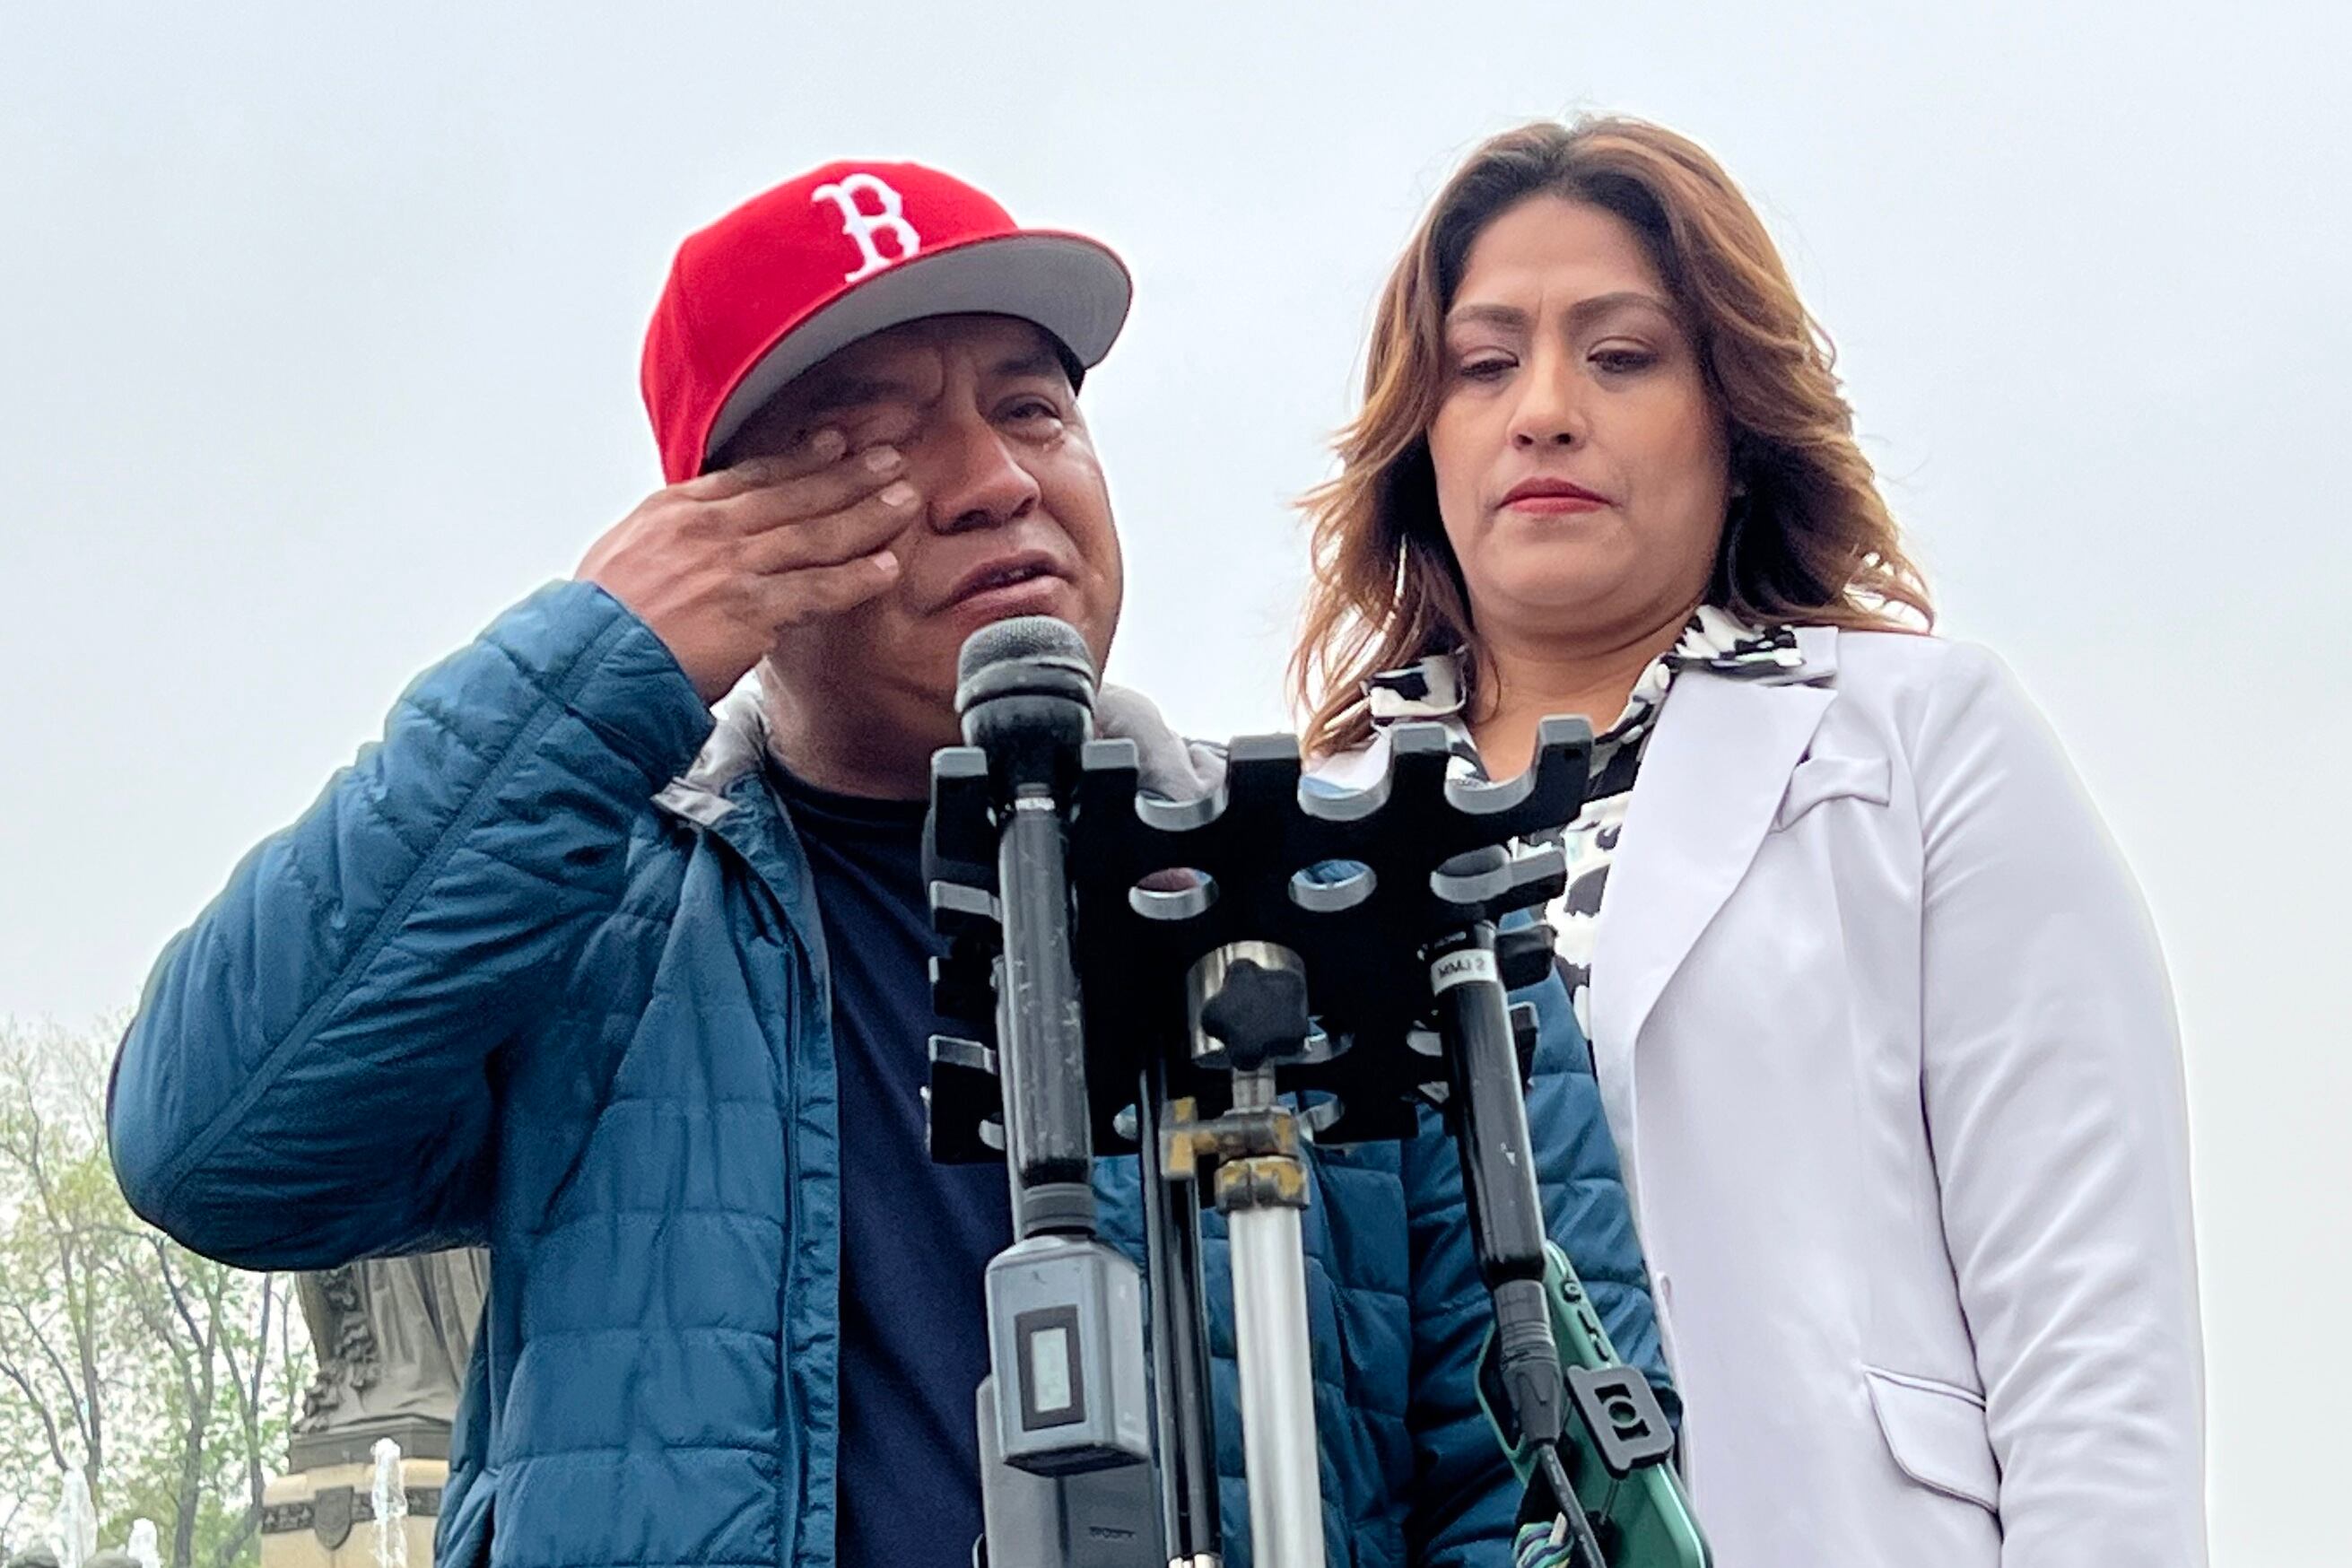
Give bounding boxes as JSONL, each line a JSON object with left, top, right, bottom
{"left": 1006, "top": 399, "right": 1064, "bottom": 422}
{"left": 849, "top": 408, "right": 921, "bottom": 446}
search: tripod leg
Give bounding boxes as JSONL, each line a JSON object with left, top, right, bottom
{"left": 1137, "top": 1076, "right": 1222, "bottom": 1566}
{"left": 1214, "top": 1069, "right": 1325, "bottom": 1568}
{"left": 1228, "top": 1201, "right": 1323, "bottom": 1568}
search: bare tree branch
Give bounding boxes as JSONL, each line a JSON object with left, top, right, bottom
{"left": 6, "top": 1297, "right": 92, "bottom": 1459}
{"left": 157, "top": 1244, "right": 209, "bottom": 1353}
{"left": 0, "top": 1354, "right": 69, "bottom": 1471}
{"left": 250, "top": 1275, "right": 274, "bottom": 1417}
{"left": 219, "top": 1272, "right": 273, "bottom": 1535}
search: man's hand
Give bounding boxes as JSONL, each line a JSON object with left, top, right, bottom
{"left": 577, "top": 429, "right": 916, "bottom": 702}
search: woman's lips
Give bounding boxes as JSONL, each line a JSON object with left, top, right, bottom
{"left": 1503, "top": 492, "right": 1607, "bottom": 516}
{"left": 1500, "top": 477, "right": 1610, "bottom": 516}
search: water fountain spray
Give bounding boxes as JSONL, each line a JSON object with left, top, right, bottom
{"left": 370, "top": 1438, "right": 409, "bottom": 1568}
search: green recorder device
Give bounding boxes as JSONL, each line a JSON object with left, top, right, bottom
{"left": 1477, "top": 1243, "right": 1711, "bottom": 1568}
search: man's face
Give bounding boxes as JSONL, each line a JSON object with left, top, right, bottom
{"left": 726, "top": 314, "right": 1124, "bottom": 766}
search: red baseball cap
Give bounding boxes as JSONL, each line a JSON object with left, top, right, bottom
{"left": 641, "top": 161, "right": 1131, "bottom": 483}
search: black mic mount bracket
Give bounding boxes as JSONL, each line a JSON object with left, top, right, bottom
{"left": 925, "top": 713, "right": 1596, "bottom": 1159}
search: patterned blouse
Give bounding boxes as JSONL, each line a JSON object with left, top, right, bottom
{"left": 1363, "top": 606, "right": 1808, "bottom": 1040}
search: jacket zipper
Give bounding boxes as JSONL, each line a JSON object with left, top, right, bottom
{"left": 695, "top": 804, "right": 822, "bottom": 1568}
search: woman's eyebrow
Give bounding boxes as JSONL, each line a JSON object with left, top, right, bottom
{"left": 1444, "top": 302, "right": 1529, "bottom": 334}
{"left": 1563, "top": 291, "right": 1679, "bottom": 333}
{"left": 1445, "top": 291, "right": 1677, "bottom": 334}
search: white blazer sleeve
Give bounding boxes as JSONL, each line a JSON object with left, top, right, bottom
{"left": 1912, "top": 646, "right": 2206, "bottom": 1565}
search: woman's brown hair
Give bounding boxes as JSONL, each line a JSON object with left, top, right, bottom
{"left": 1292, "top": 117, "right": 1933, "bottom": 758}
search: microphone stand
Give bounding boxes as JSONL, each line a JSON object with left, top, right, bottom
{"left": 951, "top": 624, "right": 1154, "bottom": 1561}
{"left": 1428, "top": 910, "right": 1607, "bottom": 1568}
{"left": 1424, "top": 877, "right": 1701, "bottom": 1566}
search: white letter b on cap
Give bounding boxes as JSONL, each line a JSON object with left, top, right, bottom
{"left": 810, "top": 174, "right": 922, "bottom": 283}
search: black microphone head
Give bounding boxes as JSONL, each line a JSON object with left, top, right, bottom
{"left": 953, "top": 615, "right": 1098, "bottom": 767}
{"left": 956, "top": 614, "right": 1095, "bottom": 688}
{"left": 954, "top": 615, "right": 1098, "bottom": 719}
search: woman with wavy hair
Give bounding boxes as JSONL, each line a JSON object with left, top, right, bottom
{"left": 1297, "top": 118, "right": 2204, "bottom": 1565}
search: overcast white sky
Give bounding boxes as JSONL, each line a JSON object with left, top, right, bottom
{"left": 3, "top": 1, "right": 2346, "bottom": 1559}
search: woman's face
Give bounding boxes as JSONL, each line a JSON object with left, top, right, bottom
{"left": 1426, "top": 195, "right": 1732, "bottom": 649}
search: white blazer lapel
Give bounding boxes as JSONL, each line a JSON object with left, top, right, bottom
{"left": 1590, "top": 627, "right": 1841, "bottom": 1111}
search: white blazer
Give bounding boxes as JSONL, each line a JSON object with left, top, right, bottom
{"left": 1322, "top": 626, "right": 2206, "bottom": 1566}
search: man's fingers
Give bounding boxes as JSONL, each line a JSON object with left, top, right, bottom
{"left": 758, "top": 548, "right": 902, "bottom": 624}
{"left": 708, "top": 443, "right": 909, "bottom": 532}
{"left": 739, "top": 482, "right": 921, "bottom": 574}
{"left": 678, "top": 427, "right": 851, "bottom": 500}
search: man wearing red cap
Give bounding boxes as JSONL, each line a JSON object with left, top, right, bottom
{"left": 613, "top": 160, "right": 1136, "bottom": 793}
{"left": 109, "top": 163, "right": 1668, "bottom": 1568}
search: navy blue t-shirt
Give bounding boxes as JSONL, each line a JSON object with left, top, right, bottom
{"left": 769, "top": 762, "right": 1014, "bottom": 1568}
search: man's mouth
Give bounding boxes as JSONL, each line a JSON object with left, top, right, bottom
{"left": 943, "top": 553, "right": 1064, "bottom": 609}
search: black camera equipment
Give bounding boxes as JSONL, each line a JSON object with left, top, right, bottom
{"left": 928, "top": 616, "right": 1697, "bottom": 1568}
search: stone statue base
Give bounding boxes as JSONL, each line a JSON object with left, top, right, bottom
{"left": 270, "top": 1249, "right": 483, "bottom": 1568}
{"left": 288, "top": 1415, "right": 453, "bottom": 1474}
{"left": 258, "top": 1451, "right": 446, "bottom": 1568}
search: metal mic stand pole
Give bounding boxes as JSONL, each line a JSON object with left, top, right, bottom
{"left": 1428, "top": 914, "right": 1607, "bottom": 1568}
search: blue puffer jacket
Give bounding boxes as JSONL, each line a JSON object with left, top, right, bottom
{"left": 109, "top": 580, "right": 1668, "bottom": 1568}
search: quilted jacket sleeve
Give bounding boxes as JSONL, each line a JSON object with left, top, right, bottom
{"left": 1398, "top": 972, "right": 1673, "bottom": 1566}
{"left": 109, "top": 580, "right": 712, "bottom": 1269}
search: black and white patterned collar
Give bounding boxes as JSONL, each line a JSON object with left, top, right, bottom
{"left": 1363, "top": 606, "right": 1814, "bottom": 784}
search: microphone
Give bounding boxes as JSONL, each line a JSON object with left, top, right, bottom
{"left": 952, "top": 615, "right": 1155, "bottom": 1483}
{"left": 955, "top": 614, "right": 1097, "bottom": 796}
{"left": 955, "top": 612, "right": 1095, "bottom": 694}
{"left": 953, "top": 615, "right": 1099, "bottom": 1230}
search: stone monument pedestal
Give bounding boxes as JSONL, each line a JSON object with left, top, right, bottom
{"left": 266, "top": 1250, "right": 485, "bottom": 1568}
{"left": 259, "top": 1441, "right": 446, "bottom": 1568}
